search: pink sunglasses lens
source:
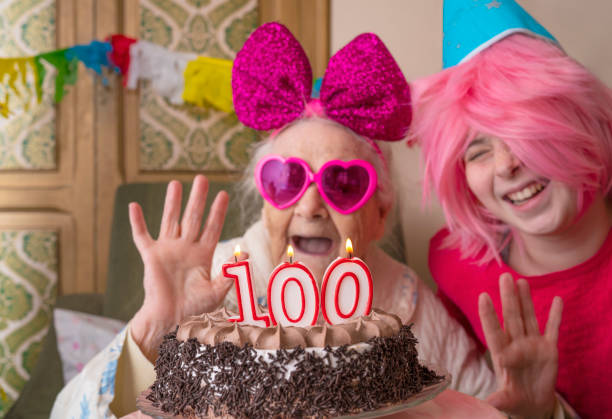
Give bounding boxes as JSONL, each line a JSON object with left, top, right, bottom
{"left": 320, "top": 165, "right": 371, "bottom": 211}
{"left": 260, "top": 159, "right": 307, "bottom": 207}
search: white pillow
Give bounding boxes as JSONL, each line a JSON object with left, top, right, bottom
{"left": 54, "top": 308, "right": 126, "bottom": 383}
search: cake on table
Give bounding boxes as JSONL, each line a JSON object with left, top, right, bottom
{"left": 144, "top": 308, "right": 444, "bottom": 419}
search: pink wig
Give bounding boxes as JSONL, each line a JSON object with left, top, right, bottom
{"left": 410, "top": 34, "right": 612, "bottom": 264}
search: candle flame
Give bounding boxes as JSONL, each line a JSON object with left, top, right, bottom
{"left": 287, "top": 245, "right": 294, "bottom": 259}
{"left": 346, "top": 238, "right": 353, "bottom": 255}
{"left": 234, "top": 244, "right": 241, "bottom": 258}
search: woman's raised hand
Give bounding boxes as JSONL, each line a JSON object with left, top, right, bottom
{"left": 128, "top": 175, "right": 238, "bottom": 362}
{"left": 479, "top": 273, "right": 563, "bottom": 419}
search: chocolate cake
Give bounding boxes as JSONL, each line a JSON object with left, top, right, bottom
{"left": 145, "top": 308, "right": 443, "bottom": 419}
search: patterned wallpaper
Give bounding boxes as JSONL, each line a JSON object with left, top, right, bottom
{"left": 0, "top": 230, "right": 58, "bottom": 411}
{"left": 139, "top": 0, "right": 260, "bottom": 172}
{"left": 0, "top": 0, "right": 57, "bottom": 170}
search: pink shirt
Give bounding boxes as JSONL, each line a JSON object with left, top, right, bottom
{"left": 429, "top": 228, "right": 612, "bottom": 419}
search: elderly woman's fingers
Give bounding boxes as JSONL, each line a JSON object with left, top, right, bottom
{"left": 200, "top": 190, "right": 229, "bottom": 248}
{"left": 517, "top": 279, "right": 540, "bottom": 336}
{"left": 544, "top": 296, "right": 563, "bottom": 344}
{"left": 129, "top": 202, "right": 153, "bottom": 251}
{"left": 181, "top": 175, "right": 210, "bottom": 242}
{"left": 212, "top": 271, "right": 236, "bottom": 298}
{"left": 499, "top": 273, "right": 525, "bottom": 340}
{"left": 207, "top": 251, "right": 248, "bottom": 286}
{"left": 210, "top": 252, "right": 249, "bottom": 300}
{"left": 159, "top": 180, "right": 182, "bottom": 239}
{"left": 478, "top": 292, "right": 506, "bottom": 356}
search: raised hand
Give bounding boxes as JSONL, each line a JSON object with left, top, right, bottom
{"left": 128, "top": 175, "right": 238, "bottom": 361}
{"left": 479, "top": 273, "right": 563, "bottom": 419}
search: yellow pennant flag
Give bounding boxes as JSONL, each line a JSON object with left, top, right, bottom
{"left": 0, "top": 57, "right": 38, "bottom": 117}
{"left": 182, "top": 56, "right": 233, "bottom": 113}
{"left": 0, "top": 92, "right": 10, "bottom": 118}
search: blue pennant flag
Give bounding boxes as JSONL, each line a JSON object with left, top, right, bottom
{"left": 66, "top": 41, "right": 113, "bottom": 84}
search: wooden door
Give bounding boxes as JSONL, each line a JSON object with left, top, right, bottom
{"left": 0, "top": 0, "right": 118, "bottom": 296}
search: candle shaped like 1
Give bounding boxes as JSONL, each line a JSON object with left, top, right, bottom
{"left": 267, "top": 245, "right": 319, "bottom": 327}
{"left": 223, "top": 244, "right": 270, "bottom": 327}
{"left": 321, "top": 238, "right": 373, "bottom": 324}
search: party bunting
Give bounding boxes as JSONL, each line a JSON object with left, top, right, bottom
{"left": 0, "top": 34, "right": 235, "bottom": 118}
{"left": 34, "top": 50, "right": 79, "bottom": 103}
{"left": 0, "top": 92, "right": 9, "bottom": 118}
{"left": 183, "top": 56, "right": 233, "bottom": 113}
{"left": 107, "top": 34, "right": 137, "bottom": 85}
{"left": 127, "top": 41, "right": 196, "bottom": 105}
{"left": 66, "top": 41, "right": 114, "bottom": 84}
{"left": 0, "top": 57, "right": 38, "bottom": 115}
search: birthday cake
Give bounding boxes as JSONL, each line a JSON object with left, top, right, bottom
{"left": 145, "top": 308, "right": 443, "bottom": 419}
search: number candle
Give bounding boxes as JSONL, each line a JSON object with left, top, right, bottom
{"left": 223, "top": 244, "right": 270, "bottom": 327}
{"left": 267, "top": 245, "right": 319, "bottom": 327}
{"left": 320, "top": 238, "right": 373, "bottom": 324}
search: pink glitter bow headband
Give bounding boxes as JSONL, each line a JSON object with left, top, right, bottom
{"left": 232, "top": 22, "right": 412, "bottom": 141}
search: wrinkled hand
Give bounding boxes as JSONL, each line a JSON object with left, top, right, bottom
{"left": 479, "top": 273, "right": 563, "bottom": 419}
{"left": 129, "top": 175, "right": 239, "bottom": 361}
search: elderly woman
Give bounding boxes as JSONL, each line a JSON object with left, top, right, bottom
{"left": 52, "top": 23, "right": 557, "bottom": 419}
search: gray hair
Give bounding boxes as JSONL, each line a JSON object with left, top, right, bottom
{"left": 237, "top": 118, "right": 395, "bottom": 232}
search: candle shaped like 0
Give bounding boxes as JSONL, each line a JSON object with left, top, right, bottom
{"left": 266, "top": 245, "right": 320, "bottom": 327}
{"left": 223, "top": 244, "right": 270, "bottom": 327}
{"left": 320, "top": 239, "right": 373, "bottom": 324}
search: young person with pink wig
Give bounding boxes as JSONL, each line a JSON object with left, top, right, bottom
{"left": 411, "top": 1, "right": 612, "bottom": 418}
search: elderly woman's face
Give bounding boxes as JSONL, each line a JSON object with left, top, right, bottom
{"left": 262, "top": 119, "right": 389, "bottom": 282}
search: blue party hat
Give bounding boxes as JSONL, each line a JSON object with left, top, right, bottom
{"left": 443, "top": 0, "right": 558, "bottom": 69}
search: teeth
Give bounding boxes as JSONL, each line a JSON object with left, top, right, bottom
{"left": 507, "top": 183, "right": 544, "bottom": 203}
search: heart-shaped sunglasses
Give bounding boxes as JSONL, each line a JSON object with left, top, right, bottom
{"left": 254, "top": 155, "right": 378, "bottom": 214}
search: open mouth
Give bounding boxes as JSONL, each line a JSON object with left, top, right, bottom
{"left": 291, "top": 236, "right": 333, "bottom": 255}
{"left": 504, "top": 180, "right": 549, "bottom": 205}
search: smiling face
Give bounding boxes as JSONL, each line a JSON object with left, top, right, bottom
{"left": 463, "top": 136, "right": 578, "bottom": 237}
{"left": 261, "top": 119, "right": 389, "bottom": 282}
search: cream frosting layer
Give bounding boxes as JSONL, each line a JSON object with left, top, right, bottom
{"left": 176, "top": 307, "right": 402, "bottom": 349}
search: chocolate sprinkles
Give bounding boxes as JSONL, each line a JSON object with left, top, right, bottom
{"left": 147, "top": 325, "right": 443, "bottom": 419}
